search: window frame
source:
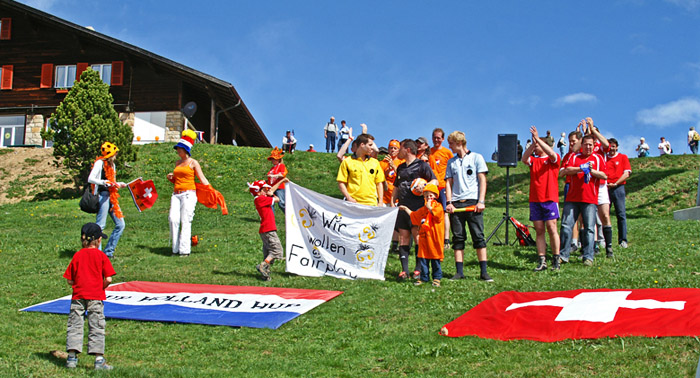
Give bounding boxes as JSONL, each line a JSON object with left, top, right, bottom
{"left": 90, "top": 63, "right": 112, "bottom": 85}
{"left": 54, "top": 64, "right": 77, "bottom": 89}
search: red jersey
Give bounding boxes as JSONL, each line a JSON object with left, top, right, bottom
{"left": 63, "top": 247, "right": 116, "bottom": 300}
{"left": 606, "top": 153, "right": 631, "bottom": 185}
{"left": 267, "top": 163, "right": 287, "bottom": 190}
{"left": 525, "top": 153, "right": 560, "bottom": 203}
{"left": 564, "top": 153, "right": 605, "bottom": 204}
{"left": 254, "top": 195, "right": 277, "bottom": 233}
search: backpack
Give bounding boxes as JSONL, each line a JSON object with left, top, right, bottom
{"left": 693, "top": 131, "right": 700, "bottom": 142}
{"left": 510, "top": 216, "right": 536, "bottom": 246}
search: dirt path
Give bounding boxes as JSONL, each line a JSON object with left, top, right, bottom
{"left": 0, "top": 147, "right": 73, "bottom": 205}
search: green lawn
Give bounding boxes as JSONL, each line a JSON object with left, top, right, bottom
{"left": 1, "top": 144, "right": 699, "bottom": 377}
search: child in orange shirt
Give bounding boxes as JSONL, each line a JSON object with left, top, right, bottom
{"left": 266, "top": 147, "right": 288, "bottom": 213}
{"left": 399, "top": 183, "right": 444, "bottom": 287}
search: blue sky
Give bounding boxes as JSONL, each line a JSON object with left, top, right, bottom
{"left": 20, "top": 0, "right": 700, "bottom": 158}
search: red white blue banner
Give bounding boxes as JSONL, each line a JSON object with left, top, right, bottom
{"left": 20, "top": 281, "right": 343, "bottom": 329}
{"left": 440, "top": 288, "right": 700, "bottom": 341}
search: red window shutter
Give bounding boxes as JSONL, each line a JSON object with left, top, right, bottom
{"left": 0, "top": 18, "right": 11, "bottom": 40}
{"left": 1, "top": 65, "right": 13, "bottom": 90}
{"left": 111, "top": 61, "right": 123, "bottom": 86}
{"left": 75, "top": 63, "right": 89, "bottom": 81}
{"left": 40, "top": 64, "right": 54, "bottom": 88}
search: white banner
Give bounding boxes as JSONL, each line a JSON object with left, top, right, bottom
{"left": 285, "top": 182, "right": 398, "bottom": 280}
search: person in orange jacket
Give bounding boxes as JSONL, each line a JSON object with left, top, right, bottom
{"left": 399, "top": 183, "right": 444, "bottom": 287}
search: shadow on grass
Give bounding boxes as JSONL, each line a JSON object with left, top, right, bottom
{"left": 464, "top": 258, "right": 525, "bottom": 272}
{"left": 34, "top": 351, "right": 64, "bottom": 368}
{"left": 625, "top": 168, "right": 686, "bottom": 195}
{"left": 32, "top": 187, "right": 81, "bottom": 202}
{"left": 137, "top": 245, "right": 172, "bottom": 256}
{"left": 59, "top": 248, "right": 75, "bottom": 259}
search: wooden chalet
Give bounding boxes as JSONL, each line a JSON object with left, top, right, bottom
{"left": 0, "top": 0, "right": 270, "bottom": 148}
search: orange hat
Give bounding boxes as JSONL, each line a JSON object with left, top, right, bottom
{"left": 100, "top": 142, "right": 119, "bottom": 159}
{"left": 267, "top": 147, "right": 284, "bottom": 161}
{"left": 388, "top": 139, "right": 400, "bottom": 148}
{"left": 423, "top": 183, "right": 439, "bottom": 196}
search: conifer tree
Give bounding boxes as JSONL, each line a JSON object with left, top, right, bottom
{"left": 41, "top": 68, "right": 136, "bottom": 186}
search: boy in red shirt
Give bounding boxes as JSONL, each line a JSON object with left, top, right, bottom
{"left": 63, "top": 223, "right": 116, "bottom": 370}
{"left": 522, "top": 125, "right": 561, "bottom": 271}
{"left": 249, "top": 177, "right": 288, "bottom": 281}
{"left": 266, "top": 147, "right": 288, "bottom": 213}
{"left": 399, "top": 183, "right": 444, "bottom": 287}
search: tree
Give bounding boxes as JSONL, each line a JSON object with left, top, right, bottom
{"left": 41, "top": 68, "right": 136, "bottom": 186}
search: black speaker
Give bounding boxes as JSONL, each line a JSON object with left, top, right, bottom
{"left": 497, "top": 134, "right": 518, "bottom": 167}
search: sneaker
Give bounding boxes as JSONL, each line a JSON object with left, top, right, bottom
{"left": 480, "top": 273, "right": 494, "bottom": 282}
{"left": 66, "top": 355, "right": 78, "bottom": 369}
{"left": 414, "top": 280, "right": 423, "bottom": 286}
{"left": 559, "top": 255, "right": 569, "bottom": 264}
{"left": 606, "top": 247, "right": 614, "bottom": 258}
{"left": 397, "top": 271, "right": 409, "bottom": 281}
{"left": 551, "top": 256, "right": 561, "bottom": 271}
{"left": 620, "top": 241, "right": 628, "bottom": 249}
{"left": 256, "top": 262, "right": 271, "bottom": 281}
{"left": 412, "top": 270, "right": 421, "bottom": 280}
{"left": 94, "top": 358, "right": 113, "bottom": 371}
{"left": 450, "top": 273, "right": 465, "bottom": 280}
{"left": 432, "top": 279, "right": 441, "bottom": 287}
{"left": 583, "top": 258, "right": 594, "bottom": 267}
{"left": 533, "top": 258, "right": 547, "bottom": 272}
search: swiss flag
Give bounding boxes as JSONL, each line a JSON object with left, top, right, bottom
{"left": 127, "top": 178, "right": 158, "bottom": 212}
{"left": 440, "top": 288, "right": 700, "bottom": 342}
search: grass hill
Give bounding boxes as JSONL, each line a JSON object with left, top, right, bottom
{"left": 1, "top": 143, "right": 699, "bottom": 377}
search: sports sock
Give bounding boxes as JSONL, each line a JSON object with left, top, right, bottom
{"left": 455, "top": 262, "right": 464, "bottom": 276}
{"left": 479, "top": 261, "right": 488, "bottom": 275}
{"left": 413, "top": 245, "right": 419, "bottom": 271}
{"left": 603, "top": 226, "right": 613, "bottom": 248}
{"left": 399, "top": 246, "right": 410, "bottom": 273}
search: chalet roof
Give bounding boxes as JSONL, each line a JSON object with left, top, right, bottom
{"left": 3, "top": 0, "right": 270, "bottom": 147}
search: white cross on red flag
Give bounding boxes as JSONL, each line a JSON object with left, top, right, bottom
{"left": 440, "top": 288, "right": 700, "bottom": 341}
{"left": 127, "top": 178, "right": 158, "bottom": 212}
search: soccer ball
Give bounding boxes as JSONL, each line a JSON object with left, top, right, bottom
{"left": 410, "top": 178, "right": 427, "bottom": 196}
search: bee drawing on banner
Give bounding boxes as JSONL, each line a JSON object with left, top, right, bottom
{"left": 358, "top": 223, "right": 379, "bottom": 243}
{"left": 355, "top": 244, "right": 375, "bottom": 269}
{"left": 298, "top": 205, "right": 318, "bottom": 228}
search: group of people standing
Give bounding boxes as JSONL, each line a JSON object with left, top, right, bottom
{"left": 334, "top": 127, "right": 493, "bottom": 285}
{"left": 523, "top": 118, "right": 631, "bottom": 271}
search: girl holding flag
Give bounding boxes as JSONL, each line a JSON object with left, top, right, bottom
{"left": 87, "top": 142, "right": 126, "bottom": 259}
{"left": 167, "top": 130, "right": 210, "bottom": 257}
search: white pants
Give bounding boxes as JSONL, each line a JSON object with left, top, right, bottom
{"left": 169, "top": 191, "right": 197, "bottom": 255}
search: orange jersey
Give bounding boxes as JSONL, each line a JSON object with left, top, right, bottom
{"left": 380, "top": 156, "right": 404, "bottom": 204}
{"left": 173, "top": 164, "right": 196, "bottom": 192}
{"left": 410, "top": 201, "right": 445, "bottom": 260}
{"left": 429, "top": 146, "right": 453, "bottom": 189}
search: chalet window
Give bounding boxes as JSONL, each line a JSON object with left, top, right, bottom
{"left": 90, "top": 64, "right": 112, "bottom": 85}
{"left": 0, "top": 65, "right": 12, "bottom": 90}
{"left": 54, "top": 65, "right": 77, "bottom": 88}
{"left": 44, "top": 118, "right": 54, "bottom": 148}
{"left": 0, "top": 115, "right": 25, "bottom": 148}
{"left": 0, "top": 18, "right": 11, "bottom": 40}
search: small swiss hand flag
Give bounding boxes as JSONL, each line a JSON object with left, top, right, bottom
{"left": 440, "top": 288, "right": 700, "bottom": 342}
{"left": 127, "top": 178, "right": 158, "bottom": 212}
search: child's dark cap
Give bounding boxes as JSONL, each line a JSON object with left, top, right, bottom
{"left": 81, "top": 223, "right": 108, "bottom": 243}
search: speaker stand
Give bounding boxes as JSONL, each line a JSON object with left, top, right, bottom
{"left": 485, "top": 166, "right": 525, "bottom": 246}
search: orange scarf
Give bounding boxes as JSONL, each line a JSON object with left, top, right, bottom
{"left": 97, "top": 157, "right": 123, "bottom": 219}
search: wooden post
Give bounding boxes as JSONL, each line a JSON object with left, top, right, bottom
{"left": 210, "top": 98, "right": 216, "bottom": 144}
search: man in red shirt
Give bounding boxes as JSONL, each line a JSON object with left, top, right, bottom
{"left": 558, "top": 134, "right": 607, "bottom": 266}
{"left": 606, "top": 138, "right": 631, "bottom": 249}
{"left": 522, "top": 125, "right": 560, "bottom": 271}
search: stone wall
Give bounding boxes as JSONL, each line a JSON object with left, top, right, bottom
{"left": 165, "top": 111, "right": 184, "bottom": 142}
{"left": 24, "top": 114, "right": 45, "bottom": 146}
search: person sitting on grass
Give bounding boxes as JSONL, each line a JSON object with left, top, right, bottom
{"left": 63, "top": 223, "right": 116, "bottom": 371}
{"left": 399, "top": 183, "right": 444, "bottom": 287}
{"left": 249, "top": 177, "right": 289, "bottom": 281}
